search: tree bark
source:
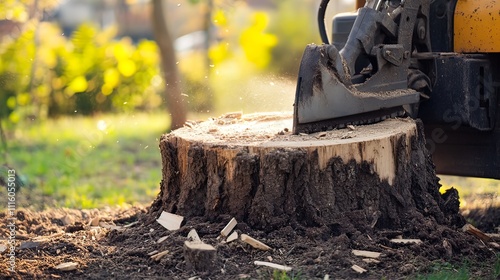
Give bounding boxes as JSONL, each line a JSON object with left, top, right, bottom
{"left": 150, "top": 113, "right": 464, "bottom": 232}
{"left": 152, "top": 0, "right": 187, "bottom": 130}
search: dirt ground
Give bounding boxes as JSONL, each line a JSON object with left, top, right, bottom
{"left": 0, "top": 196, "right": 499, "bottom": 280}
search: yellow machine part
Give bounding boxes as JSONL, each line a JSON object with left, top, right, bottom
{"left": 454, "top": 0, "right": 500, "bottom": 53}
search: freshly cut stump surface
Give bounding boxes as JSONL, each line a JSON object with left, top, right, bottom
{"left": 151, "top": 112, "right": 463, "bottom": 231}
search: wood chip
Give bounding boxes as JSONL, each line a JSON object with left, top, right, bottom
{"left": 378, "top": 244, "right": 394, "bottom": 250}
{"left": 487, "top": 233, "right": 500, "bottom": 241}
{"left": 489, "top": 242, "right": 500, "bottom": 249}
{"left": 254, "top": 261, "right": 292, "bottom": 272}
{"left": 340, "top": 131, "right": 354, "bottom": 139}
{"left": 156, "top": 211, "right": 184, "bottom": 231}
{"left": 61, "top": 215, "right": 74, "bottom": 226}
{"left": 316, "top": 132, "right": 327, "bottom": 138}
{"left": 157, "top": 236, "right": 169, "bottom": 244}
{"left": 226, "top": 231, "right": 238, "bottom": 243}
{"left": 362, "top": 258, "right": 381, "bottom": 264}
{"left": 147, "top": 250, "right": 159, "bottom": 256}
{"left": 443, "top": 239, "right": 453, "bottom": 258}
{"left": 123, "top": 221, "right": 139, "bottom": 228}
{"left": 222, "top": 112, "right": 242, "bottom": 119}
{"left": 188, "top": 229, "right": 201, "bottom": 242}
{"left": 31, "top": 237, "right": 49, "bottom": 243}
{"left": 462, "top": 224, "right": 492, "bottom": 242}
{"left": 351, "top": 264, "right": 367, "bottom": 274}
{"left": 352, "top": 249, "right": 381, "bottom": 259}
{"left": 55, "top": 262, "right": 78, "bottom": 271}
{"left": 32, "top": 232, "right": 64, "bottom": 241}
{"left": 220, "top": 217, "right": 237, "bottom": 238}
{"left": 0, "top": 244, "right": 7, "bottom": 253}
{"left": 240, "top": 234, "right": 271, "bottom": 251}
{"left": 89, "top": 216, "right": 100, "bottom": 227}
{"left": 347, "top": 125, "right": 356, "bottom": 131}
{"left": 390, "top": 238, "right": 423, "bottom": 244}
{"left": 150, "top": 250, "right": 169, "bottom": 261}
{"left": 99, "top": 222, "right": 123, "bottom": 231}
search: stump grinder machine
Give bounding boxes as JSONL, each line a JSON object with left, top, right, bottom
{"left": 293, "top": 0, "right": 500, "bottom": 179}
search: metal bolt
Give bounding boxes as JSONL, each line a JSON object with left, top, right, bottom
{"left": 418, "top": 26, "right": 426, "bottom": 40}
{"left": 417, "top": 18, "right": 426, "bottom": 40}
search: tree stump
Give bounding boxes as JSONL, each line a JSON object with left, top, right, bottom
{"left": 150, "top": 112, "right": 462, "bottom": 231}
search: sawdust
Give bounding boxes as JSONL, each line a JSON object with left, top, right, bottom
{"left": 178, "top": 111, "right": 416, "bottom": 145}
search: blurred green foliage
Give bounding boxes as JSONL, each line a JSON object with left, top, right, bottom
{"left": 269, "top": 0, "right": 321, "bottom": 77}
{"left": 0, "top": 22, "right": 164, "bottom": 123}
{"left": 0, "top": 0, "right": 325, "bottom": 125}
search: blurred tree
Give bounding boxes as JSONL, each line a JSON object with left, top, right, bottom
{"left": 151, "top": 0, "right": 187, "bottom": 130}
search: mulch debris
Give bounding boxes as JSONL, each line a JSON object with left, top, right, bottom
{"left": 0, "top": 204, "right": 499, "bottom": 279}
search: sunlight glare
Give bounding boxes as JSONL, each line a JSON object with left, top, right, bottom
{"left": 97, "top": 120, "right": 108, "bottom": 131}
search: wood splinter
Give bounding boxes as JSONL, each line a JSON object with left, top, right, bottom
{"left": 226, "top": 231, "right": 239, "bottom": 243}
{"left": 240, "top": 234, "right": 271, "bottom": 251}
{"left": 219, "top": 217, "right": 237, "bottom": 239}
{"left": 156, "top": 211, "right": 184, "bottom": 231}
{"left": 187, "top": 229, "right": 201, "bottom": 242}
{"left": 352, "top": 249, "right": 381, "bottom": 259}
{"left": 254, "top": 261, "right": 292, "bottom": 272}
{"left": 390, "top": 238, "right": 423, "bottom": 245}
{"left": 150, "top": 250, "right": 169, "bottom": 261}
{"left": 462, "top": 224, "right": 492, "bottom": 243}
{"left": 54, "top": 262, "right": 79, "bottom": 271}
{"left": 351, "top": 264, "right": 367, "bottom": 274}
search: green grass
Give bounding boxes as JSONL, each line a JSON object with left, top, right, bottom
{"left": 413, "top": 255, "right": 500, "bottom": 280}
{"left": 495, "top": 255, "right": 500, "bottom": 279}
{"left": 439, "top": 175, "right": 500, "bottom": 210}
{"left": 439, "top": 175, "right": 500, "bottom": 197}
{"left": 414, "top": 261, "right": 470, "bottom": 280}
{"left": 270, "top": 270, "right": 302, "bottom": 280}
{"left": 258, "top": 269, "right": 305, "bottom": 280}
{"left": 2, "top": 112, "right": 170, "bottom": 209}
